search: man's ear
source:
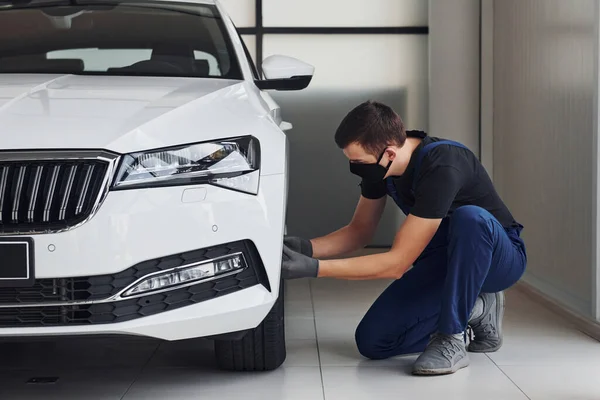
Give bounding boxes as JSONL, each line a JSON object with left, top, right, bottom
{"left": 385, "top": 147, "right": 397, "bottom": 161}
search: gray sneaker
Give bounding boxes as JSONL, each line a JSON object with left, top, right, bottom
{"left": 412, "top": 332, "right": 470, "bottom": 376}
{"left": 468, "top": 291, "right": 505, "bottom": 353}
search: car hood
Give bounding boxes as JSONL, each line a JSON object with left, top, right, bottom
{"left": 0, "top": 74, "right": 278, "bottom": 154}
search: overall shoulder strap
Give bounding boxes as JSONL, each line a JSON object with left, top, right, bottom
{"left": 412, "top": 140, "right": 468, "bottom": 191}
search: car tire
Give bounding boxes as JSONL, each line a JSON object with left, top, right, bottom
{"left": 214, "top": 282, "right": 286, "bottom": 371}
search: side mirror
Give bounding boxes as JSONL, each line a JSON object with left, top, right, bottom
{"left": 255, "top": 55, "right": 314, "bottom": 91}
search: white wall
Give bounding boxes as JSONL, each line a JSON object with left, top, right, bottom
{"left": 492, "top": 0, "right": 598, "bottom": 318}
{"left": 429, "top": 0, "right": 481, "bottom": 154}
{"left": 218, "top": 0, "right": 255, "bottom": 27}
{"left": 261, "top": 0, "right": 427, "bottom": 27}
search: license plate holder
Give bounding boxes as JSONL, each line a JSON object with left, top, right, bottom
{"left": 0, "top": 238, "right": 34, "bottom": 287}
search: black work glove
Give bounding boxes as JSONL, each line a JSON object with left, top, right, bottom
{"left": 282, "top": 244, "right": 319, "bottom": 280}
{"left": 283, "top": 236, "right": 313, "bottom": 257}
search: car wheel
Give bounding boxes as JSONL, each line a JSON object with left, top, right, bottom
{"left": 214, "top": 282, "right": 286, "bottom": 371}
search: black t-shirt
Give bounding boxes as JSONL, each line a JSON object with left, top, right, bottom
{"left": 360, "top": 131, "right": 519, "bottom": 229}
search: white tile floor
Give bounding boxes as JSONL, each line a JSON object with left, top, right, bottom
{"left": 1, "top": 278, "right": 599, "bottom": 399}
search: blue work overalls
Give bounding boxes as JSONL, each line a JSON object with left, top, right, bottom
{"left": 354, "top": 140, "right": 527, "bottom": 360}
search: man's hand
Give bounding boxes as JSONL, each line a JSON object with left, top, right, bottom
{"left": 283, "top": 236, "right": 313, "bottom": 257}
{"left": 282, "top": 245, "right": 319, "bottom": 279}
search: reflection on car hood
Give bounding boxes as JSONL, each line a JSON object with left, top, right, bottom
{"left": 0, "top": 74, "right": 268, "bottom": 153}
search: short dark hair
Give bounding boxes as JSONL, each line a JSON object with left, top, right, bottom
{"left": 334, "top": 101, "right": 406, "bottom": 156}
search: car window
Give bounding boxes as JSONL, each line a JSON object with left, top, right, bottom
{"left": 47, "top": 48, "right": 153, "bottom": 71}
{"left": 0, "top": 1, "right": 243, "bottom": 79}
{"left": 193, "top": 51, "right": 221, "bottom": 76}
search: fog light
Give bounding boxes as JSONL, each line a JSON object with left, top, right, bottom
{"left": 122, "top": 253, "right": 246, "bottom": 297}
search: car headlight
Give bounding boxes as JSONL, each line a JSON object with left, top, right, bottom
{"left": 112, "top": 136, "right": 261, "bottom": 194}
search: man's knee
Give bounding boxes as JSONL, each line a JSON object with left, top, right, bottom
{"left": 354, "top": 321, "right": 409, "bottom": 360}
{"left": 450, "top": 205, "right": 492, "bottom": 234}
{"left": 355, "top": 324, "right": 389, "bottom": 360}
{"left": 452, "top": 205, "right": 487, "bottom": 222}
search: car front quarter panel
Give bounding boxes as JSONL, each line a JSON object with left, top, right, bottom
{"left": 105, "top": 82, "right": 288, "bottom": 178}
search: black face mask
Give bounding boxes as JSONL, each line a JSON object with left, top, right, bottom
{"left": 349, "top": 149, "right": 392, "bottom": 183}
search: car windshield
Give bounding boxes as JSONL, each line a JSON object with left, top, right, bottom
{"left": 0, "top": 0, "right": 243, "bottom": 79}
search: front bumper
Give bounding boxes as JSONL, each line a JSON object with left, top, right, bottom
{"left": 0, "top": 174, "right": 286, "bottom": 340}
{"left": 0, "top": 286, "right": 274, "bottom": 341}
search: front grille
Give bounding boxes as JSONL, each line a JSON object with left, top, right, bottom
{"left": 0, "top": 156, "right": 111, "bottom": 234}
{"left": 0, "top": 240, "right": 270, "bottom": 327}
{"left": 0, "top": 278, "right": 94, "bottom": 305}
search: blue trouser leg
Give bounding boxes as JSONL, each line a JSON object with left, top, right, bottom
{"left": 438, "top": 205, "right": 526, "bottom": 334}
{"left": 354, "top": 205, "right": 527, "bottom": 359}
{"left": 355, "top": 247, "right": 446, "bottom": 360}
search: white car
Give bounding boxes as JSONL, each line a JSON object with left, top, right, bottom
{"left": 0, "top": 0, "right": 313, "bottom": 371}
